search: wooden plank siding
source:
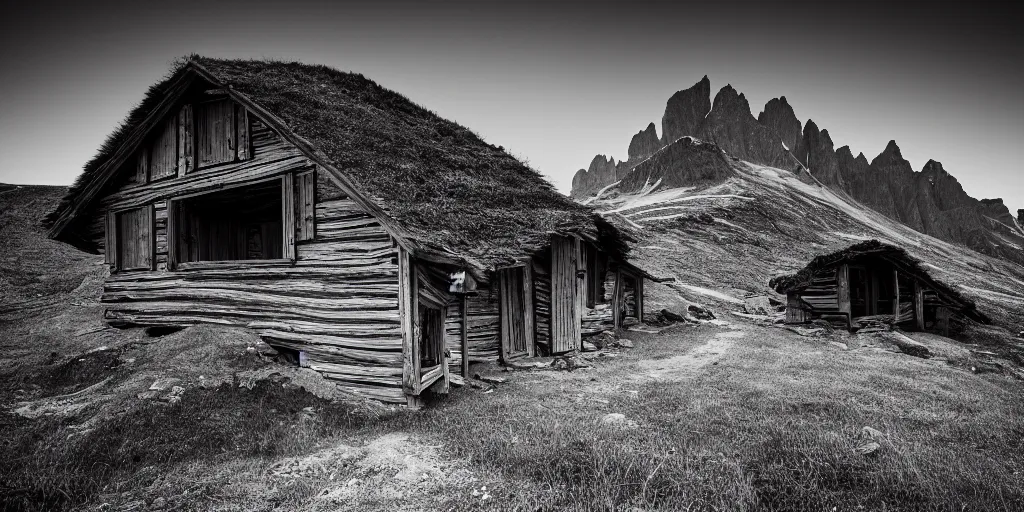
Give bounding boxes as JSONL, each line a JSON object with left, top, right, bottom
{"left": 550, "top": 235, "right": 580, "bottom": 354}
{"left": 96, "top": 111, "right": 407, "bottom": 403}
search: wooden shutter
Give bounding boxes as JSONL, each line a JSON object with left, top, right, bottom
{"left": 117, "top": 206, "right": 153, "bottom": 270}
{"left": 133, "top": 148, "right": 149, "bottom": 184}
{"left": 282, "top": 174, "right": 296, "bottom": 260}
{"left": 178, "top": 104, "right": 193, "bottom": 175}
{"left": 105, "top": 211, "right": 118, "bottom": 270}
{"left": 150, "top": 116, "right": 178, "bottom": 180}
{"left": 196, "top": 99, "right": 235, "bottom": 167}
{"left": 296, "top": 170, "right": 315, "bottom": 241}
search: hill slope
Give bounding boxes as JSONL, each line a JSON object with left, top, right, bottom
{"left": 573, "top": 77, "right": 1024, "bottom": 267}
{"left": 584, "top": 141, "right": 1024, "bottom": 334}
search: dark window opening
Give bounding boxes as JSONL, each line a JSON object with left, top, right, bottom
{"left": 419, "top": 305, "right": 445, "bottom": 368}
{"left": 173, "top": 180, "right": 284, "bottom": 263}
{"left": 585, "top": 245, "right": 609, "bottom": 308}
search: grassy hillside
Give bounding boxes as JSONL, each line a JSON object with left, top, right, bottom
{"left": 2, "top": 184, "right": 1024, "bottom": 511}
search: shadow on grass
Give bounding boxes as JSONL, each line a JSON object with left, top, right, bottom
{"left": 0, "top": 381, "right": 397, "bottom": 512}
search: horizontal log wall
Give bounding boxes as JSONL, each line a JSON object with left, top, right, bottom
{"left": 465, "top": 284, "right": 500, "bottom": 363}
{"left": 96, "top": 116, "right": 408, "bottom": 403}
{"left": 533, "top": 257, "right": 551, "bottom": 347}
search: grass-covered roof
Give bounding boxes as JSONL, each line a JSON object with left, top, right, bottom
{"left": 770, "top": 240, "right": 989, "bottom": 323}
{"left": 46, "top": 56, "right": 613, "bottom": 268}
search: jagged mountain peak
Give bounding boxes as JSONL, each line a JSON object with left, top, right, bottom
{"left": 836, "top": 145, "right": 853, "bottom": 159}
{"left": 662, "top": 76, "right": 712, "bottom": 144}
{"left": 628, "top": 122, "right": 663, "bottom": 161}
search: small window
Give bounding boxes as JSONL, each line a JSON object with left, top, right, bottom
{"left": 195, "top": 99, "right": 249, "bottom": 169}
{"left": 107, "top": 206, "right": 153, "bottom": 271}
{"left": 169, "top": 178, "right": 293, "bottom": 265}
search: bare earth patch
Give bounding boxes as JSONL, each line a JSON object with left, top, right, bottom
{"left": 637, "top": 327, "right": 746, "bottom": 380}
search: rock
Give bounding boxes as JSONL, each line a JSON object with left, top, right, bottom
{"left": 149, "top": 377, "right": 181, "bottom": 391}
{"left": 662, "top": 75, "right": 712, "bottom": 144}
{"left": 883, "top": 332, "right": 931, "bottom": 358}
{"left": 582, "top": 341, "right": 599, "bottom": 352}
{"left": 628, "top": 122, "right": 663, "bottom": 161}
{"left": 688, "top": 304, "right": 715, "bottom": 320}
{"left": 853, "top": 441, "right": 881, "bottom": 456}
{"left": 571, "top": 154, "right": 621, "bottom": 198}
{"left": 829, "top": 341, "right": 849, "bottom": 351}
{"left": 551, "top": 355, "right": 592, "bottom": 370}
{"left": 861, "top": 426, "right": 884, "bottom": 440}
{"left": 661, "top": 308, "right": 687, "bottom": 323}
{"left": 622, "top": 316, "right": 639, "bottom": 327}
{"left": 600, "top": 412, "right": 637, "bottom": 429}
{"left": 785, "top": 326, "right": 824, "bottom": 337}
{"left": 757, "top": 96, "right": 803, "bottom": 155}
{"left": 617, "top": 339, "right": 634, "bottom": 348}
{"left": 696, "top": 84, "right": 793, "bottom": 169}
{"left": 473, "top": 373, "right": 506, "bottom": 384}
{"left": 254, "top": 340, "right": 279, "bottom": 356}
{"left": 468, "top": 380, "right": 491, "bottom": 390}
{"left": 743, "top": 296, "right": 773, "bottom": 316}
{"left": 618, "top": 136, "right": 735, "bottom": 193}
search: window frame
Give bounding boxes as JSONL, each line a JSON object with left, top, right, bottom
{"left": 166, "top": 174, "right": 296, "bottom": 271}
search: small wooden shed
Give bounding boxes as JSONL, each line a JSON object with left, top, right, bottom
{"left": 44, "top": 57, "right": 654, "bottom": 405}
{"left": 770, "top": 240, "right": 989, "bottom": 334}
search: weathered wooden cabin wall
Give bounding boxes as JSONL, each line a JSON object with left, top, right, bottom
{"left": 96, "top": 108, "right": 409, "bottom": 403}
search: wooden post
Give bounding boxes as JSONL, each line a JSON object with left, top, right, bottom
{"left": 460, "top": 294, "right": 469, "bottom": 378}
{"left": 399, "top": 247, "right": 417, "bottom": 395}
{"left": 836, "top": 264, "right": 851, "bottom": 327}
{"left": 438, "top": 352, "right": 451, "bottom": 394}
{"left": 612, "top": 269, "right": 622, "bottom": 332}
{"left": 573, "top": 237, "right": 584, "bottom": 351}
{"left": 913, "top": 280, "right": 925, "bottom": 331}
{"left": 893, "top": 269, "right": 900, "bottom": 318}
{"left": 636, "top": 276, "right": 645, "bottom": 323}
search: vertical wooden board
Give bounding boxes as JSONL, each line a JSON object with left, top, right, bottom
{"left": 144, "top": 204, "right": 154, "bottom": 270}
{"left": 636, "top": 276, "right": 645, "bottom": 321}
{"left": 399, "top": 248, "right": 416, "bottom": 394}
{"left": 572, "top": 238, "right": 582, "bottom": 348}
{"left": 410, "top": 263, "right": 420, "bottom": 393}
{"left": 837, "top": 263, "right": 851, "bottom": 316}
{"left": 134, "top": 148, "right": 149, "bottom": 184}
{"left": 197, "top": 99, "right": 235, "bottom": 167}
{"left": 460, "top": 294, "right": 469, "bottom": 377}
{"left": 612, "top": 269, "right": 622, "bottom": 331}
{"left": 177, "top": 104, "right": 193, "bottom": 176}
{"left": 151, "top": 116, "right": 178, "bottom": 180}
{"left": 166, "top": 199, "right": 177, "bottom": 270}
{"left": 914, "top": 281, "right": 925, "bottom": 331}
{"left": 105, "top": 211, "right": 117, "bottom": 269}
{"left": 499, "top": 270, "right": 511, "bottom": 361}
{"left": 523, "top": 262, "right": 535, "bottom": 357}
{"left": 893, "top": 269, "right": 900, "bottom": 316}
{"left": 297, "top": 170, "right": 316, "bottom": 241}
{"left": 549, "top": 236, "right": 575, "bottom": 354}
{"left": 282, "top": 174, "right": 296, "bottom": 260}
{"left": 236, "top": 106, "right": 250, "bottom": 161}
{"left": 579, "top": 243, "right": 590, "bottom": 308}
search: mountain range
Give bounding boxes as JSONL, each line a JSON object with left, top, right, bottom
{"left": 571, "top": 76, "right": 1024, "bottom": 266}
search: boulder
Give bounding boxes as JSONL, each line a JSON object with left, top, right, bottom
{"left": 743, "top": 296, "right": 773, "bottom": 316}
{"left": 688, "top": 304, "right": 715, "bottom": 320}
{"left": 617, "top": 339, "right": 634, "bottom": 348}
{"left": 661, "top": 308, "right": 687, "bottom": 323}
{"left": 582, "top": 341, "right": 599, "bottom": 352}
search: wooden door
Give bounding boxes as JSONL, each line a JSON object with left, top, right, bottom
{"left": 550, "top": 235, "right": 581, "bottom": 354}
{"left": 499, "top": 266, "right": 534, "bottom": 361}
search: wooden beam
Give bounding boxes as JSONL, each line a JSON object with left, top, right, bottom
{"left": 636, "top": 275, "right": 645, "bottom": 322}
{"left": 893, "top": 269, "right": 900, "bottom": 317}
{"left": 837, "top": 263, "right": 851, "bottom": 326}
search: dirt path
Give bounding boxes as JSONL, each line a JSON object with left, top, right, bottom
{"left": 636, "top": 327, "right": 746, "bottom": 381}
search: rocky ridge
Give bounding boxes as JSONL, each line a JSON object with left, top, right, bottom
{"left": 571, "top": 76, "right": 1024, "bottom": 266}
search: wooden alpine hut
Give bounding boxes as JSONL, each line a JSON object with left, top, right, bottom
{"left": 770, "top": 240, "right": 989, "bottom": 334}
{"left": 44, "top": 57, "right": 655, "bottom": 405}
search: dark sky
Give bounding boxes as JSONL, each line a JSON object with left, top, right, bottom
{"left": 1, "top": 0, "right": 1021, "bottom": 213}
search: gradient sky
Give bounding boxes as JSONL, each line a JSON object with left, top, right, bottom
{"left": 1, "top": 0, "right": 1021, "bottom": 213}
